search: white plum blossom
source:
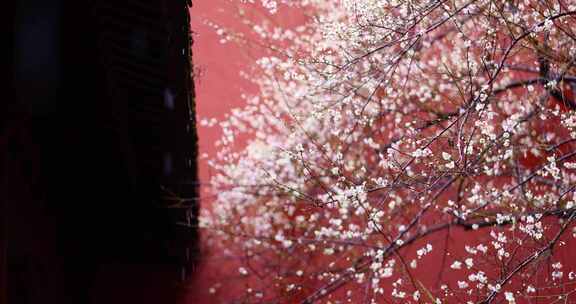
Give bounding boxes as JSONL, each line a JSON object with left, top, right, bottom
{"left": 451, "top": 261, "right": 463, "bottom": 270}
{"left": 504, "top": 292, "right": 516, "bottom": 304}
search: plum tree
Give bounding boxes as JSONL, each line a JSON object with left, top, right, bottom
{"left": 200, "top": 0, "right": 576, "bottom": 303}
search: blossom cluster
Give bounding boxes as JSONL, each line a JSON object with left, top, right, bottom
{"left": 201, "top": 0, "right": 576, "bottom": 302}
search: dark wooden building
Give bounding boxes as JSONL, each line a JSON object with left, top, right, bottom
{"left": 4, "top": 0, "right": 199, "bottom": 303}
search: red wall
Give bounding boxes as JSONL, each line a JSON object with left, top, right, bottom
{"left": 187, "top": 3, "right": 576, "bottom": 303}
{"left": 188, "top": 1, "right": 253, "bottom": 302}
